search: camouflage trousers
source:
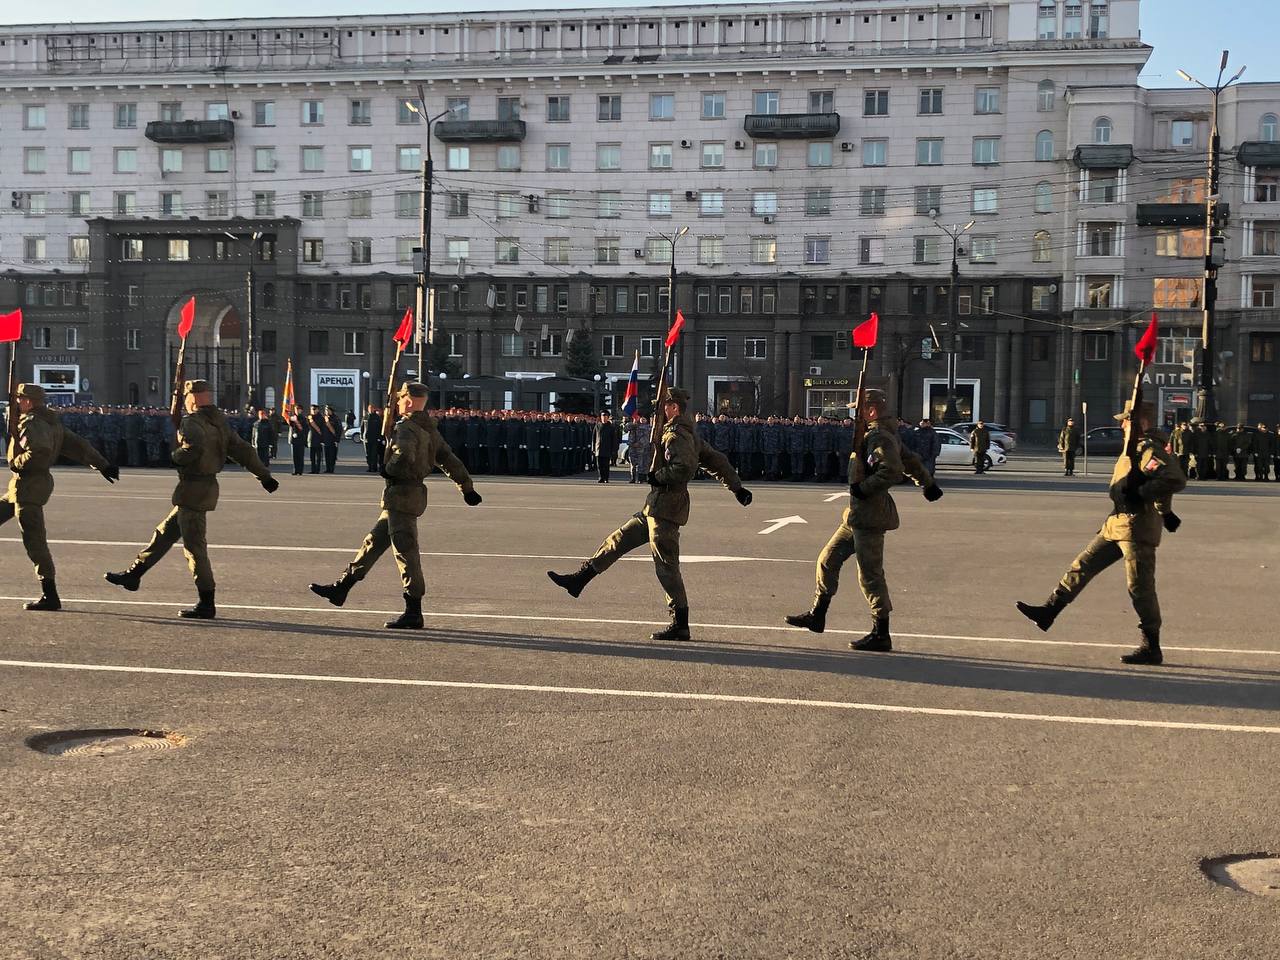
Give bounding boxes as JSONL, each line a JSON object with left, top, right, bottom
{"left": 345, "top": 509, "right": 425, "bottom": 599}
{"left": 1052, "top": 534, "right": 1160, "bottom": 632}
{"left": 0, "top": 497, "right": 54, "bottom": 581}
{"left": 588, "top": 511, "right": 686, "bottom": 610}
{"left": 136, "top": 506, "right": 214, "bottom": 592}
{"left": 814, "top": 522, "right": 890, "bottom": 618}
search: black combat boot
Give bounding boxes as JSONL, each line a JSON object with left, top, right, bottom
{"left": 309, "top": 574, "right": 355, "bottom": 608}
{"left": 785, "top": 594, "right": 831, "bottom": 633}
{"left": 104, "top": 561, "right": 149, "bottom": 592}
{"left": 385, "top": 594, "right": 424, "bottom": 630}
{"left": 651, "top": 607, "right": 691, "bottom": 642}
{"left": 849, "top": 616, "right": 892, "bottom": 652}
{"left": 24, "top": 579, "right": 61, "bottom": 612}
{"left": 546, "top": 562, "right": 597, "bottom": 599}
{"left": 1121, "top": 627, "right": 1163, "bottom": 665}
{"left": 179, "top": 590, "right": 216, "bottom": 620}
{"left": 1015, "top": 594, "right": 1068, "bottom": 633}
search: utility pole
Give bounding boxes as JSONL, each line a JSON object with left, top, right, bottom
{"left": 225, "top": 229, "right": 262, "bottom": 412}
{"left": 1178, "top": 51, "right": 1245, "bottom": 424}
{"left": 405, "top": 90, "right": 452, "bottom": 384}
{"left": 932, "top": 215, "right": 975, "bottom": 424}
{"left": 661, "top": 226, "right": 689, "bottom": 388}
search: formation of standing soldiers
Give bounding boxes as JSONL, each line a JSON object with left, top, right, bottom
{"left": 1169, "top": 420, "right": 1277, "bottom": 482}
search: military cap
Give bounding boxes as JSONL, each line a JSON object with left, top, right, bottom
{"left": 15, "top": 382, "right": 46, "bottom": 403}
{"left": 848, "top": 388, "right": 888, "bottom": 408}
{"left": 665, "top": 387, "right": 691, "bottom": 408}
{"left": 184, "top": 379, "right": 212, "bottom": 395}
{"left": 398, "top": 381, "right": 430, "bottom": 399}
{"left": 1113, "top": 399, "right": 1156, "bottom": 422}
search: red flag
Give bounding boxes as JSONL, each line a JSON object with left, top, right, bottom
{"left": 664, "top": 310, "right": 685, "bottom": 348}
{"left": 392, "top": 307, "right": 414, "bottom": 346}
{"left": 177, "top": 297, "right": 195, "bottom": 339}
{"left": 852, "top": 312, "right": 879, "bottom": 349}
{"left": 1135, "top": 312, "right": 1159, "bottom": 365}
{"left": 0, "top": 308, "right": 22, "bottom": 343}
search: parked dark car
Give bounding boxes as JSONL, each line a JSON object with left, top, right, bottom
{"left": 1079, "top": 426, "right": 1125, "bottom": 457}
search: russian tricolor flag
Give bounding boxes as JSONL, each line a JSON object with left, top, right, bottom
{"left": 621, "top": 350, "right": 640, "bottom": 421}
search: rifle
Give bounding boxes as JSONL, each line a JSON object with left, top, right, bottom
{"left": 169, "top": 337, "right": 188, "bottom": 430}
{"left": 850, "top": 344, "right": 871, "bottom": 471}
{"left": 647, "top": 340, "right": 673, "bottom": 476}
{"left": 382, "top": 338, "right": 406, "bottom": 442}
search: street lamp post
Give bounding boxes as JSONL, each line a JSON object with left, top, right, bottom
{"left": 932, "top": 215, "right": 975, "bottom": 424}
{"left": 224, "top": 229, "right": 263, "bottom": 412}
{"left": 658, "top": 226, "right": 689, "bottom": 387}
{"left": 404, "top": 92, "right": 454, "bottom": 383}
{"left": 1177, "top": 51, "right": 1245, "bottom": 424}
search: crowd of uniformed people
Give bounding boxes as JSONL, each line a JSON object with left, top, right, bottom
{"left": 1168, "top": 419, "right": 1278, "bottom": 482}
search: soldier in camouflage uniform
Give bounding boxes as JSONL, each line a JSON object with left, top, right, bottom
{"left": 310, "top": 383, "right": 480, "bottom": 629}
{"left": 105, "top": 380, "right": 278, "bottom": 620}
{"left": 628, "top": 417, "right": 652, "bottom": 483}
{"left": 3, "top": 384, "right": 119, "bottom": 611}
{"left": 1016, "top": 399, "right": 1186, "bottom": 665}
{"left": 787, "top": 416, "right": 810, "bottom": 480}
{"left": 786, "top": 389, "right": 942, "bottom": 651}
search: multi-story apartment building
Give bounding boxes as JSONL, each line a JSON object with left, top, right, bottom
{"left": 0, "top": 0, "right": 1276, "bottom": 434}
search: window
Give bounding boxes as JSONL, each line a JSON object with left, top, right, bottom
{"left": 1262, "top": 114, "right": 1279, "bottom": 143}
{"left": 24, "top": 104, "right": 47, "bottom": 130}
{"left": 1086, "top": 171, "right": 1118, "bottom": 203}
{"left": 808, "top": 142, "right": 833, "bottom": 167}
{"left": 1252, "top": 284, "right": 1277, "bottom": 309}
{"left": 1252, "top": 226, "right": 1280, "bottom": 257}
{"left": 1038, "top": 1, "right": 1058, "bottom": 39}
{"left": 648, "top": 191, "right": 672, "bottom": 217}
{"left": 206, "top": 103, "right": 229, "bottom": 122}
{"left": 1086, "top": 278, "right": 1113, "bottom": 308}
{"left": 69, "top": 237, "right": 89, "bottom": 261}
{"left": 705, "top": 337, "right": 728, "bottom": 359}
{"left": 806, "top": 188, "right": 832, "bottom": 217}
{"left": 446, "top": 146, "right": 469, "bottom": 171}
{"left": 1035, "top": 181, "right": 1054, "bottom": 213}
{"left": 254, "top": 101, "right": 275, "bottom": 126}
{"left": 1157, "top": 228, "right": 1205, "bottom": 258}
{"left": 973, "top": 137, "right": 1001, "bottom": 165}
{"left": 445, "top": 332, "right": 464, "bottom": 358}
{"left": 160, "top": 192, "right": 184, "bottom": 216}
{"left": 810, "top": 335, "right": 834, "bottom": 361}
{"left": 1031, "top": 284, "right": 1056, "bottom": 312}
{"left": 700, "top": 191, "right": 725, "bottom": 216}
{"left": 396, "top": 99, "right": 422, "bottom": 125}
{"left": 1170, "top": 120, "right": 1195, "bottom": 148}
{"left": 397, "top": 145, "right": 421, "bottom": 172}
{"left": 914, "top": 236, "right": 941, "bottom": 264}
{"left": 497, "top": 97, "right": 521, "bottom": 121}
{"left": 1035, "top": 130, "right": 1055, "bottom": 161}
{"left": 862, "top": 140, "right": 887, "bottom": 167}
{"left": 1083, "top": 221, "right": 1115, "bottom": 257}
{"left": 68, "top": 103, "right": 89, "bottom": 129}
{"left": 114, "top": 148, "right": 137, "bottom": 174}
{"left": 301, "top": 100, "right": 324, "bottom": 125}
{"left": 166, "top": 239, "right": 189, "bottom": 262}
{"left": 754, "top": 142, "right": 778, "bottom": 168}
{"left": 640, "top": 337, "right": 661, "bottom": 358}
{"left": 24, "top": 147, "right": 45, "bottom": 174}
{"left": 341, "top": 331, "right": 366, "bottom": 356}
{"left": 650, "top": 93, "right": 675, "bottom": 120}
{"left": 761, "top": 287, "right": 777, "bottom": 313}
{"left": 753, "top": 90, "right": 780, "bottom": 115}
{"left": 1037, "top": 80, "right": 1055, "bottom": 112}
{"left": 597, "top": 191, "right": 622, "bottom": 218}
{"left": 696, "top": 287, "right": 712, "bottom": 313}
{"left": 1033, "top": 231, "right": 1053, "bottom": 262}
{"left": 1064, "top": 3, "right": 1083, "bottom": 38}
{"left": 547, "top": 95, "right": 571, "bottom": 122}
{"left": 546, "top": 144, "right": 570, "bottom": 170}
{"left": 545, "top": 238, "right": 570, "bottom": 264}
{"left": 445, "top": 97, "right": 469, "bottom": 120}
{"left": 601, "top": 335, "right": 624, "bottom": 358}
{"left": 596, "top": 237, "right": 620, "bottom": 264}
{"left": 501, "top": 334, "right": 524, "bottom": 357}
{"left": 717, "top": 287, "right": 732, "bottom": 313}
{"left": 969, "top": 237, "right": 997, "bottom": 262}
{"left": 596, "top": 143, "right": 622, "bottom": 170}
{"left": 293, "top": 145, "right": 323, "bottom": 173}
{"left": 496, "top": 239, "right": 520, "bottom": 264}
{"left": 347, "top": 99, "right": 371, "bottom": 126}
{"left": 127, "top": 329, "right": 141, "bottom": 351}
{"left": 252, "top": 146, "right": 276, "bottom": 172}
{"left": 860, "top": 188, "right": 886, "bottom": 216}
{"left": 348, "top": 190, "right": 373, "bottom": 217}
{"left": 448, "top": 192, "right": 469, "bottom": 217}
{"left": 200, "top": 146, "right": 229, "bottom": 174}
{"left": 700, "top": 141, "right": 725, "bottom": 169}
{"left": 597, "top": 95, "right": 622, "bottom": 121}
{"left": 126, "top": 284, "right": 141, "bottom": 307}
{"left": 915, "top": 186, "right": 942, "bottom": 216}
{"left": 739, "top": 288, "right": 754, "bottom": 314}
{"left": 809, "top": 90, "right": 835, "bottom": 114}
{"left": 252, "top": 191, "right": 274, "bottom": 217}
{"left": 69, "top": 193, "right": 89, "bottom": 216}
{"left": 1083, "top": 333, "right": 1109, "bottom": 361}
{"left": 1093, "top": 117, "right": 1112, "bottom": 144}
{"left": 649, "top": 143, "right": 673, "bottom": 169}
{"left": 158, "top": 148, "right": 183, "bottom": 173}
{"left": 752, "top": 191, "right": 778, "bottom": 216}
{"left": 497, "top": 146, "right": 521, "bottom": 171}
{"left": 635, "top": 289, "right": 650, "bottom": 313}
{"left": 972, "top": 188, "right": 998, "bottom": 214}
{"left": 745, "top": 338, "right": 767, "bottom": 360}
{"left": 916, "top": 138, "right": 943, "bottom": 165}
{"left": 24, "top": 193, "right": 47, "bottom": 216}
{"left": 392, "top": 191, "right": 415, "bottom": 218}
{"left": 68, "top": 148, "right": 91, "bottom": 174}
{"left": 121, "top": 238, "right": 144, "bottom": 261}
{"left": 975, "top": 87, "right": 1001, "bottom": 114}
{"left": 864, "top": 89, "right": 889, "bottom": 116}
{"left": 805, "top": 237, "right": 830, "bottom": 264}
{"left": 1089, "top": 0, "right": 1109, "bottom": 38}
{"left": 350, "top": 238, "right": 372, "bottom": 264}
{"left": 446, "top": 238, "right": 470, "bottom": 261}
{"left": 751, "top": 237, "right": 777, "bottom": 264}
{"left": 303, "top": 239, "right": 324, "bottom": 263}
{"left": 919, "top": 88, "right": 943, "bottom": 115}
{"left": 308, "top": 331, "right": 329, "bottom": 354}
{"left": 114, "top": 103, "right": 137, "bottom": 128}
{"left": 702, "top": 92, "right": 726, "bottom": 119}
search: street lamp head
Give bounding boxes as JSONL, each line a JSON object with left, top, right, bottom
{"left": 1176, "top": 69, "right": 1194, "bottom": 83}
{"left": 929, "top": 208, "right": 939, "bottom": 220}
{"left": 1220, "top": 49, "right": 1230, "bottom": 72}
{"left": 222, "top": 231, "right": 237, "bottom": 241}
{"left": 1228, "top": 65, "right": 1247, "bottom": 85}
{"left": 675, "top": 225, "right": 689, "bottom": 240}
{"left": 962, "top": 220, "right": 976, "bottom": 232}
{"left": 404, "top": 100, "right": 422, "bottom": 116}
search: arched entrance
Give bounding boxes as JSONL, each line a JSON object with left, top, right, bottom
{"left": 165, "top": 293, "right": 244, "bottom": 410}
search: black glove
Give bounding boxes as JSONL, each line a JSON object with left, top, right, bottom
{"left": 1162, "top": 512, "right": 1182, "bottom": 534}
{"left": 848, "top": 482, "right": 868, "bottom": 500}
{"left": 734, "top": 487, "right": 753, "bottom": 507}
{"left": 463, "top": 489, "right": 482, "bottom": 506}
{"left": 98, "top": 464, "right": 120, "bottom": 484}
{"left": 649, "top": 477, "right": 666, "bottom": 490}
{"left": 923, "top": 483, "right": 943, "bottom": 503}
{"left": 260, "top": 476, "right": 279, "bottom": 494}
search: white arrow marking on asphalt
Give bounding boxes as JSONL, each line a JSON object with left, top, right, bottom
{"left": 823, "top": 492, "right": 845, "bottom": 502}
{"left": 758, "top": 515, "right": 807, "bottom": 535}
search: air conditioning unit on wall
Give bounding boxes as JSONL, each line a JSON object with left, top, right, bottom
{"left": 809, "top": 366, "right": 822, "bottom": 375}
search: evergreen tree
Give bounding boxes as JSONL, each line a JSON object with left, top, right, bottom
{"left": 564, "top": 329, "right": 596, "bottom": 379}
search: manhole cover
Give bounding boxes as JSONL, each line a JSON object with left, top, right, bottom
{"left": 1202, "top": 854, "right": 1280, "bottom": 897}
{"left": 26, "top": 729, "right": 186, "bottom": 758}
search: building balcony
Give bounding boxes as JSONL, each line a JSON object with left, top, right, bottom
{"left": 1072, "top": 144, "right": 1135, "bottom": 169}
{"left": 144, "top": 120, "right": 235, "bottom": 144}
{"left": 743, "top": 113, "right": 841, "bottom": 140}
{"left": 434, "top": 120, "right": 527, "bottom": 143}
{"left": 1136, "top": 203, "right": 1228, "bottom": 227}
{"left": 1238, "top": 142, "right": 1280, "bottom": 169}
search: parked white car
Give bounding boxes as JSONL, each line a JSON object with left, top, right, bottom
{"left": 933, "top": 427, "right": 1008, "bottom": 471}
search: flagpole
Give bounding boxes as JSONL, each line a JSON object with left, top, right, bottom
{"left": 7, "top": 339, "right": 18, "bottom": 443}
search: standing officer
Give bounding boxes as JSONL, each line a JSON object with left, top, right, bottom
{"left": 969, "top": 420, "right": 991, "bottom": 474}
{"left": 305, "top": 404, "right": 325, "bottom": 474}
{"left": 787, "top": 416, "right": 810, "bottom": 480}
{"left": 1214, "top": 421, "right": 1232, "bottom": 480}
{"left": 1015, "top": 399, "right": 1185, "bottom": 665}
{"left": 628, "top": 416, "right": 652, "bottom": 483}
{"left": 547, "top": 388, "right": 701, "bottom": 642}
{"left": 1253, "top": 423, "right": 1272, "bottom": 481}
{"left": 916, "top": 419, "right": 942, "bottom": 478}
{"left": 812, "top": 416, "right": 835, "bottom": 482}
{"left": 785, "top": 389, "right": 942, "bottom": 652}
{"left": 592, "top": 412, "right": 618, "bottom": 483}
{"left": 287, "top": 410, "right": 309, "bottom": 476}
{"left": 321, "top": 405, "right": 342, "bottom": 473}
{"left": 361, "top": 404, "right": 384, "bottom": 473}
{"left": 309, "top": 383, "right": 480, "bottom": 629}
{"left": 761, "top": 416, "right": 782, "bottom": 480}
{"left": 3, "top": 383, "right": 119, "bottom": 611}
{"left": 1058, "top": 417, "right": 1081, "bottom": 476}
{"left": 252, "top": 409, "right": 277, "bottom": 468}
{"left": 104, "top": 380, "right": 278, "bottom": 619}
{"left": 1170, "top": 420, "right": 1190, "bottom": 477}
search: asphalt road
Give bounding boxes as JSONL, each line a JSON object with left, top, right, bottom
{"left": 1, "top": 453, "right": 1278, "bottom": 959}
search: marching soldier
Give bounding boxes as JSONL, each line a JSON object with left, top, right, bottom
{"left": 1058, "top": 417, "right": 1081, "bottom": 476}
{"left": 104, "top": 380, "right": 278, "bottom": 620}
{"left": 785, "top": 389, "right": 942, "bottom": 652}
{"left": 3, "top": 383, "right": 119, "bottom": 611}
{"left": 969, "top": 420, "right": 991, "bottom": 474}
{"left": 309, "top": 383, "right": 481, "bottom": 629}
{"left": 1015, "top": 399, "right": 1186, "bottom": 665}
{"left": 547, "top": 388, "right": 707, "bottom": 642}
{"left": 252, "top": 408, "right": 277, "bottom": 467}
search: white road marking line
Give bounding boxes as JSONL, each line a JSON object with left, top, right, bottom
{"left": 758, "top": 515, "right": 808, "bottom": 535}
{"left": 0, "top": 596, "right": 1275, "bottom": 659}
{"left": 0, "top": 657, "right": 1275, "bottom": 734}
{"left": 823, "top": 493, "right": 845, "bottom": 502}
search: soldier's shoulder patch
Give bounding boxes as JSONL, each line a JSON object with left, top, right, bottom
{"left": 1142, "top": 456, "right": 1163, "bottom": 474}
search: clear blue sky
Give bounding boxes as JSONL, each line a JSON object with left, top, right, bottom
{"left": 8, "top": 0, "right": 1278, "bottom": 86}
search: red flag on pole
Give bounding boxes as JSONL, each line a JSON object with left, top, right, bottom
{"left": 1135, "top": 312, "right": 1159, "bottom": 365}
{"left": 0, "top": 308, "right": 23, "bottom": 343}
{"left": 852, "top": 312, "right": 879, "bottom": 349}
{"left": 664, "top": 310, "right": 686, "bottom": 348}
{"left": 176, "top": 297, "right": 195, "bottom": 339}
{"left": 392, "top": 307, "right": 414, "bottom": 346}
